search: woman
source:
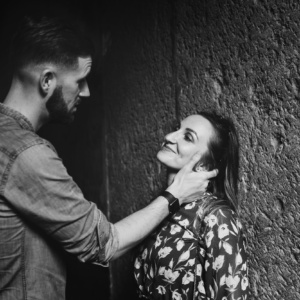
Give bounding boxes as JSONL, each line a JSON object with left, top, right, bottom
{"left": 134, "top": 112, "right": 249, "bottom": 299}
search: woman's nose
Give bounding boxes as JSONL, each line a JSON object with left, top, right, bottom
{"left": 165, "top": 131, "right": 177, "bottom": 143}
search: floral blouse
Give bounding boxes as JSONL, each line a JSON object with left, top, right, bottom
{"left": 134, "top": 193, "right": 249, "bottom": 300}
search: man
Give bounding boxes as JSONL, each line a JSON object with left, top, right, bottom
{"left": 0, "top": 16, "right": 217, "bottom": 299}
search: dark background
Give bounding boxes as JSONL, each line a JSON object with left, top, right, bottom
{"left": 0, "top": 1, "right": 111, "bottom": 299}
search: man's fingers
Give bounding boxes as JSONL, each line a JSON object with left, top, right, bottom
{"left": 181, "top": 152, "right": 201, "bottom": 172}
{"left": 201, "top": 168, "right": 218, "bottom": 179}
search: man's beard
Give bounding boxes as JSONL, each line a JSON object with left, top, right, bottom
{"left": 46, "top": 85, "right": 74, "bottom": 124}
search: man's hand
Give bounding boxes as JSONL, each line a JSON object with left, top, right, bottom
{"left": 166, "top": 152, "right": 218, "bottom": 205}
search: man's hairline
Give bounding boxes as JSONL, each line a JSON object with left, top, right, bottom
{"left": 15, "top": 55, "right": 92, "bottom": 74}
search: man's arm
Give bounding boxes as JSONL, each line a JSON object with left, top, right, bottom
{"left": 4, "top": 144, "right": 119, "bottom": 264}
{"left": 5, "top": 145, "right": 216, "bottom": 263}
{"left": 112, "top": 153, "right": 218, "bottom": 259}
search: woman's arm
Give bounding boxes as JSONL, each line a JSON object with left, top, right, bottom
{"left": 201, "top": 208, "right": 249, "bottom": 299}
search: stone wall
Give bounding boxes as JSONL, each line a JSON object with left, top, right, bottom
{"left": 102, "top": 0, "right": 300, "bottom": 299}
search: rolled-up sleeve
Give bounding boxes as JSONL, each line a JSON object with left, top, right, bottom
{"left": 3, "top": 143, "right": 119, "bottom": 265}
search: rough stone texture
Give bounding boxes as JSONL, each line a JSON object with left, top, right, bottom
{"left": 103, "top": 0, "right": 300, "bottom": 299}
{"left": 102, "top": 2, "right": 176, "bottom": 298}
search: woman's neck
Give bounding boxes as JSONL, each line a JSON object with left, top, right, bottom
{"left": 167, "top": 170, "right": 177, "bottom": 186}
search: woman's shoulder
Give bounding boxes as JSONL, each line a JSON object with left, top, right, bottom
{"left": 198, "top": 193, "right": 242, "bottom": 230}
{"left": 204, "top": 207, "right": 242, "bottom": 232}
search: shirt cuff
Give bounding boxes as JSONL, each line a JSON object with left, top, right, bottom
{"left": 93, "top": 210, "right": 119, "bottom": 267}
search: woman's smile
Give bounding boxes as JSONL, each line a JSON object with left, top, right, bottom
{"left": 161, "top": 143, "right": 177, "bottom": 154}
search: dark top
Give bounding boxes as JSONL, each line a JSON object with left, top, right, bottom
{"left": 134, "top": 192, "right": 249, "bottom": 299}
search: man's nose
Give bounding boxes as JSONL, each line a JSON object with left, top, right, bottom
{"left": 79, "top": 82, "right": 90, "bottom": 98}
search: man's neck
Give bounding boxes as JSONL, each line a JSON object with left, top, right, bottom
{"left": 3, "top": 86, "right": 47, "bottom": 132}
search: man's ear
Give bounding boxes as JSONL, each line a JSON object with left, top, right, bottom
{"left": 39, "top": 70, "right": 56, "bottom": 96}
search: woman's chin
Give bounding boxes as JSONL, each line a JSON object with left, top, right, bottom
{"left": 157, "top": 151, "right": 184, "bottom": 171}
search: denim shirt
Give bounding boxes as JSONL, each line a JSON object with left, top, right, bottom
{"left": 0, "top": 103, "right": 119, "bottom": 300}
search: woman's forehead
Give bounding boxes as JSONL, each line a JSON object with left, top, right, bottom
{"left": 181, "top": 115, "right": 211, "bottom": 129}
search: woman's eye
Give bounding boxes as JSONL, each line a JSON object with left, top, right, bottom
{"left": 184, "top": 133, "right": 193, "bottom": 142}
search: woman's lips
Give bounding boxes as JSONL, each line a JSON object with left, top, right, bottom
{"left": 162, "top": 144, "right": 176, "bottom": 154}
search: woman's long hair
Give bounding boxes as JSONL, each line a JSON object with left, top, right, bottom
{"left": 195, "top": 111, "right": 240, "bottom": 214}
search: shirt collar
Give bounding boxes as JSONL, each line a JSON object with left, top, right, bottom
{"left": 0, "top": 103, "right": 35, "bottom": 132}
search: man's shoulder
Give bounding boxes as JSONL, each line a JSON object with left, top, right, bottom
{"left": 0, "top": 116, "right": 54, "bottom": 159}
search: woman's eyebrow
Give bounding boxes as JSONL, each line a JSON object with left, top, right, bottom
{"left": 185, "top": 128, "right": 198, "bottom": 140}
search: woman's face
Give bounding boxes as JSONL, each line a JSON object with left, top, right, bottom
{"left": 157, "top": 115, "right": 214, "bottom": 170}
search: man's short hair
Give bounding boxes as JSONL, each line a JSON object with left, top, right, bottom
{"left": 9, "top": 15, "right": 94, "bottom": 71}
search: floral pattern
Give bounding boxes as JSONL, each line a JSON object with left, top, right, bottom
{"left": 134, "top": 193, "right": 249, "bottom": 299}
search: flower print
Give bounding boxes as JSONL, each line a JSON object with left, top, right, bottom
{"left": 163, "top": 269, "right": 180, "bottom": 283}
{"left": 141, "top": 248, "right": 148, "bottom": 260}
{"left": 143, "top": 263, "right": 148, "bottom": 274}
{"left": 134, "top": 258, "right": 141, "bottom": 269}
{"left": 223, "top": 241, "right": 233, "bottom": 254}
{"left": 218, "top": 224, "right": 229, "bottom": 239}
{"left": 212, "top": 255, "right": 225, "bottom": 271}
{"left": 209, "top": 285, "right": 215, "bottom": 298}
{"left": 182, "top": 271, "right": 194, "bottom": 285}
{"left": 220, "top": 274, "right": 226, "bottom": 286}
{"left": 196, "top": 264, "right": 202, "bottom": 276}
{"left": 205, "top": 230, "right": 214, "bottom": 247}
{"left": 205, "top": 260, "right": 210, "bottom": 271}
{"left": 198, "top": 280, "right": 205, "bottom": 294}
{"left": 235, "top": 252, "right": 243, "bottom": 267}
{"left": 178, "top": 219, "right": 189, "bottom": 227}
{"left": 155, "top": 235, "right": 162, "bottom": 248}
{"left": 156, "top": 285, "right": 166, "bottom": 295}
{"left": 176, "top": 239, "right": 185, "bottom": 251}
{"left": 158, "top": 247, "right": 173, "bottom": 258}
{"left": 169, "top": 258, "right": 174, "bottom": 268}
{"left": 158, "top": 266, "right": 166, "bottom": 275}
{"left": 172, "top": 290, "right": 182, "bottom": 300}
{"left": 199, "top": 248, "right": 206, "bottom": 257}
{"left": 187, "top": 258, "right": 195, "bottom": 266}
{"left": 196, "top": 206, "right": 204, "bottom": 217}
{"left": 177, "top": 249, "right": 190, "bottom": 264}
{"left": 241, "top": 276, "right": 249, "bottom": 291}
{"left": 241, "top": 262, "right": 247, "bottom": 271}
{"left": 149, "top": 266, "right": 154, "bottom": 278}
{"left": 225, "top": 275, "right": 240, "bottom": 292}
{"left": 170, "top": 224, "right": 181, "bottom": 234}
{"left": 185, "top": 202, "right": 196, "bottom": 209}
{"left": 182, "top": 230, "right": 194, "bottom": 240}
{"left": 206, "top": 214, "right": 218, "bottom": 227}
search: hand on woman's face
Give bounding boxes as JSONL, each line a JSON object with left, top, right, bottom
{"left": 157, "top": 115, "right": 214, "bottom": 171}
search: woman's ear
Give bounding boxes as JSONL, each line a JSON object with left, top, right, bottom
{"left": 193, "top": 151, "right": 214, "bottom": 172}
{"left": 194, "top": 162, "right": 207, "bottom": 172}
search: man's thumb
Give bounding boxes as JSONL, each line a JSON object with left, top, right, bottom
{"left": 182, "top": 152, "right": 201, "bottom": 172}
